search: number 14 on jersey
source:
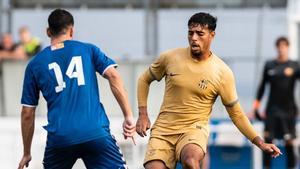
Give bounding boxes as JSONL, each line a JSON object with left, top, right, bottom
{"left": 49, "top": 56, "right": 86, "bottom": 93}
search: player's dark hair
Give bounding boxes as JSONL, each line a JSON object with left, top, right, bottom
{"left": 275, "top": 36, "right": 289, "bottom": 47}
{"left": 188, "top": 12, "right": 217, "bottom": 31}
{"left": 48, "top": 9, "right": 74, "bottom": 37}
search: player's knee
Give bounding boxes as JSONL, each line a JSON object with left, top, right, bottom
{"left": 181, "top": 157, "right": 200, "bottom": 169}
{"left": 181, "top": 154, "right": 202, "bottom": 169}
{"left": 180, "top": 144, "right": 204, "bottom": 169}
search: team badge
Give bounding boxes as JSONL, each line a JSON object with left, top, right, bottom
{"left": 284, "top": 67, "right": 294, "bottom": 77}
{"left": 199, "top": 79, "right": 209, "bottom": 89}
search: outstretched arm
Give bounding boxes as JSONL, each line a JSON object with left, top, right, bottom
{"left": 225, "top": 102, "right": 281, "bottom": 157}
{"left": 18, "top": 106, "right": 36, "bottom": 169}
{"left": 219, "top": 66, "right": 281, "bottom": 157}
{"left": 104, "top": 67, "right": 135, "bottom": 141}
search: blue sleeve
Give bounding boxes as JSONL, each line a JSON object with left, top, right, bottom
{"left": 91, "top": 45, "right": 117, "bottom": 75}
{"left": 21, "top": 64, "right": 40, "bottom": 106}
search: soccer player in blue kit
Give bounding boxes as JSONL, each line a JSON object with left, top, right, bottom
{"left": 18, "top": 9, "right": 135, "bottom": 169}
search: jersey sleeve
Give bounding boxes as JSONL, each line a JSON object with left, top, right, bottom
{"left": 256, "top": 62, "right": 269, "bottom": 100}
{"left": 219, "top": 67, "right": 238, "bottom": 106}
{"left": 148, "top": 54, "right": 167, "bottom": 81}
{"left": 219, "top": 66, "right": 259, "bottom": 141}
{"left": 91, "top": 45, "right": 118, "bottom": 75}
{"left": 21, "top": 64, "right": 40, "bottom": 107}
{"left": 137, "top": 70, "right": 155, "bottom": 107}
{"left": 225, "top": 102, "right": 259, "bottom": 141}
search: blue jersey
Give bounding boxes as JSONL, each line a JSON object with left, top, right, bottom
{"left": 21, "top": 40, "right": 117, "bottom": 148}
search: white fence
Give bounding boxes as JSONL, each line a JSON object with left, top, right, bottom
{"left": 0, "top": 116, "right": 268, "bottom": 169}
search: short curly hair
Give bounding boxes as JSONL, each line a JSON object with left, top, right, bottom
{"left": 188, "top": 12, "right": 217, "bottom": 31}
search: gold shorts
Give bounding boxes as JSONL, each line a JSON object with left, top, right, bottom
{"left": 144, "top": 127, "right": 209, "bottom": 169}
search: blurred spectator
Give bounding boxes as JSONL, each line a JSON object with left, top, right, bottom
{"left": 18, "top": 26, "right": 41, "bottom": 57}
{"left": 0, "top": 33, "right": 26, "bottom": 60}
{"left": 251, "top": 36, "right": 299, "bottom": 169}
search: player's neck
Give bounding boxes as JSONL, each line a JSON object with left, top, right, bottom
{"left": 191, "top": 51, "right": 212, "bottom": 61}
{"left": 51, "top": 34, "right": 72, "bottom": 46}
{"left": 277, "top": 55, "right": 288, "bottom": 63}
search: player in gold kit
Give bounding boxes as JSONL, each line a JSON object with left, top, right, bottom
{"left": 136, "top": 12, "right": 281, "bottom": 169}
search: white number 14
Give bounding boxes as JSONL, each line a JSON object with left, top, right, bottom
{"left": 49, "top": 56, "right": 86, "bottom": 93}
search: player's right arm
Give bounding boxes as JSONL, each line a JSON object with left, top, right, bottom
{"left": 19, "top": 63, "right": 39, "bottom": 169}
{"left": 18, "top": 106, "right": 36, "bottom": 169}
{"left": 136, "top": 70, "right": 154, "bottom": 137}
{"left": 136, "top": 54, "right": 167, "bottom": 137}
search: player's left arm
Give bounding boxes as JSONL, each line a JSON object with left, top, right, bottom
{"left": 219, "top": 67, "right": 281, "bottom": 158}
{"left": 294, "top": 62, "right": 300, "bottom": 78}
{"left": 92, "top": 45, "right": 135, "bottom": 142}
{"left": 18, "top": 106, "right": 36, "bottom": 169}
{"left": 104, "top": 67, "right": 136, "bottom": 140}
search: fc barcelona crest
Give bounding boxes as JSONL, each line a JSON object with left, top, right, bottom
{"left": 199, "top": 79, "right": 209, "bottom": 89}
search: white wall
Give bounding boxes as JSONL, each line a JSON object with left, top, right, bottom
{"left": 0, "top": 60, "right": 166, "bottom": 117}
{"left": 12, "top": 9, "right": 145, "bottom": 60}
{"left": 11, "top": 8, "right": 287, "bottom": 60}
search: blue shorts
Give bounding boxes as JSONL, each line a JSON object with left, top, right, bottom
{"left": 43, "top": 134, "right": 127, "bottom": 169}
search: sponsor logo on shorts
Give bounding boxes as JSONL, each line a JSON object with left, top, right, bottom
{"left": 284, "top": 134, "right": 292, "bottom": 140}
{"left": 147, "top": 149, "right": 156, "bottom": 157}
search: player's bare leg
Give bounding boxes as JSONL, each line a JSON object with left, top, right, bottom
{"left": 200, "top": 149, "right": 209, "bottom": 169}
{"left": 145, "top": 160, "right": 168, "bottom": 169}
{"left": 180, "top": 143, "right": 205, "bottom": 169}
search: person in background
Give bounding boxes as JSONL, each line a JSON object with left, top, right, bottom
{"left": 0, "top": 33, "right": 26, "bottom": 60}
{"left": 252, "top": 36, "right": 299, "bottom": 169}
{"left": 18, "top": 26, "right": 41, "bottom": 57}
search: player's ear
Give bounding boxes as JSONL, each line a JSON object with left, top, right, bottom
{"left": 46, "top": 28, "right": 51, "bottom": 38}
{"left": 210, "top": 31, "right": 215, "bottom": 38}
{"left": 70, "top": 27, "right": 73, "bottom": 38}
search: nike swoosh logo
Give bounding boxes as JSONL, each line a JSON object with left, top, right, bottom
{"left": 169, "top": 73, "right": 180, "bottom": 76}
